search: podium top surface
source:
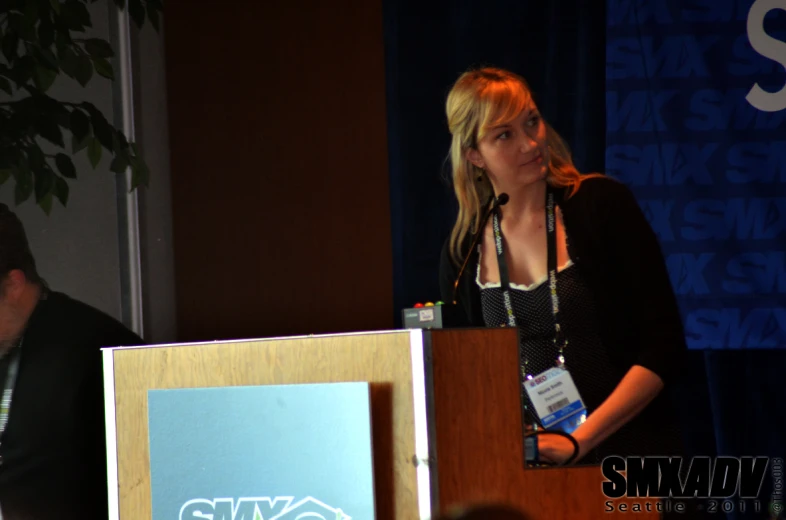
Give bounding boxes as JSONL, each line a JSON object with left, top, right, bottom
{"left": 101, "top": 328, "right": 424, "bottom": 352}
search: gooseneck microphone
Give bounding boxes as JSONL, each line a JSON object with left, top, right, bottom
{"left": 452, "top": 193, "right": 509, "bottom": 304}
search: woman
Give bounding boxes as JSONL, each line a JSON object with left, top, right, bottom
{"left": 438, "top": 67, "right": 686, "bottom": 465}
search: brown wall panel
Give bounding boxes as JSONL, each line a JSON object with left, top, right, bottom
{"left": 164, "top": 1, "right": 393, "bottom": 341}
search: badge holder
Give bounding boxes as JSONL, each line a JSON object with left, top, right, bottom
{"left": 523, "top": 366, "right": 586, "bottom": 467}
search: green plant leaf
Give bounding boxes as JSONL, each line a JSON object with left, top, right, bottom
{"left": 0, "top": 148, "right": 19, "bottom": 171}
{"left": 11, "top": 55, "right": 36, "bottom": 87}
{"left": 39, "top": 192, "right": 53, "bottom": 215}
{"left": 130, "top": 163, "right": 149, "bottom": 189}
{"left": 84, "top": 38, "right": 114, "bottom": 58}
{"left": 109, "top": 153, "right": 128, "bottom": 174}
{"left": 90, "top": 114, "right": 114, "bottom": 151}
{"left": 0, "top": 0, "right": 152, "bottom": 202}
{"left": 55, "top": 109, "right": 71, "bottom": 129}
{"left": 16, "top": 21, "right": 38, "bottom": 42}
{"left": 38, "top": 117, "right": 64, "bottom": 147}
{"left": 69, "top": 109, "right": 90, "bottom": 142}
{"left": 59, "top": 1, "right": 91, "bottom": 31}
{"left": 23, "top": 0, "right": 40, "bottom": 32}
{"left": 87, "top": 137, "right": 102, "bottom": 168}
{"left": 7, "top": 13, "right": 24, "bottom": 32}
{"left": 13, "top": 167, "right": 34, "bottom": 205}
{"left": 55, "top": 27, "right": 72, "bottom": 48}
{"left": 59, "top": 47, "right": 80, "bottom": 78}
{"left": 114, "top": 130, "right": 129, "bottom": 150}
{"left": 35, "top": 47, "right": 60, "bottom": 71}
{"left": 92, "top": 57, "right": 113, "bottom": 80}
{"left": 0, "top": 77, "right": 11, "bottom": 95}
{"left": 72, "top": 132, "right": 91, "bottom": 153}
{"left": 55, "top": 153, "right": 77, "bottom": 178}
{"left": 72, "top": 1, "right": 92, "bottom": 26}
{"left": 128, "top": 0, "right": 145, "bottom": 28}
{"left": 38, "top": 14, "right": 56, "bottom": 48}
{"left": 54, "top": 176, "right": 69, "bottom": 206}
{"left": 2, "top": 31, "right": 19, "bottom": 63}
{"left": 33, "top": 65, "right": 58, "bottom": 92}
{"left": 34, "top": 167, "right": 55, "bottom": 202}
{"left": 130, "top": 158, "right": 149, "bottom": 188}
{"left": 75, "top": 55, "right": 93, "bottom": 86}
{"left": 129, "top": 150, "right": 150, "bottom": 188}
{"left": 27, "top": 147, "right": 46, "bottom": 171}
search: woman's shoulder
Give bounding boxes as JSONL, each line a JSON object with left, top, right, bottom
{"left": 560, "top": 174, "right": 638, "bottom": 214}
{"left": 567, "top": 174, "right": 631, "bottom": 200}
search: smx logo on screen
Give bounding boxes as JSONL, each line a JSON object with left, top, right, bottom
{"left": 606, "top": 138, "right": 786, "bottom": 188}
{"left": 179, "top": 496, "right": 350, "bottom": 520}
{"left": 665, "top": 252, "right": 786, "bottom": 295}
{"left": 633, "top": 197, "right": 786, "bottom": 245}
{"left": 607, "top": 87, "right": 786, "bottom": 134}
{"left": 607, "top": 0, "right": 786, "bottom": 115}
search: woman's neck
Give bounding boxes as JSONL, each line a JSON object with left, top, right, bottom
{"left": 495, "top": 179, "right": 548, "bottom": 224}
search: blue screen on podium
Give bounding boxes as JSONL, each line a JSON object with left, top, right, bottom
{"left": 147, "top": 382, "right": 376, "bottom": 520}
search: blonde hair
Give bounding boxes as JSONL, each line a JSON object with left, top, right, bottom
{"left": 445, "top": 67, "right": 600, "bottom": 264}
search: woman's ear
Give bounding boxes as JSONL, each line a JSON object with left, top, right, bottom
{"left": 465, "top": 148, "right": 485, "bottom": 169}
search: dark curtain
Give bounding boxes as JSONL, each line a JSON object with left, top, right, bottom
{"left": 384, "top": 2, "right": 784, "bottom": 519}
{"left": 605, "top": 2, "right": 786, "bottom": 519}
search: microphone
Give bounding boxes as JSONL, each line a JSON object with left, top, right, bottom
{"left": 452, "top": 193, "right": 509, "bottom": 304}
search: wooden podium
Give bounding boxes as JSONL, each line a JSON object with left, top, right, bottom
{"left": 103, "top": 328, "right": 656, "bottom": 519}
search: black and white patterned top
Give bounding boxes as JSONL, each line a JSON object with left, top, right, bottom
{"left": 477, "top": 247, "right": 683, "bottom": 462}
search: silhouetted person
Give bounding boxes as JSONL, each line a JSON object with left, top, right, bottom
{"left": 0, "top": 203, "right": 143, "bottom": 519}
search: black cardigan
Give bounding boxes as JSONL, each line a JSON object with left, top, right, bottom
{"left": 439, "top": 176, "right": 687, "bottom": 385}
{"left": 0, "top": 291, "right": 143, "bottom": 520}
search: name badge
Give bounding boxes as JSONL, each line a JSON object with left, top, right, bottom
{"left": 524, "top": 367, "right": 587, "bottom": 434}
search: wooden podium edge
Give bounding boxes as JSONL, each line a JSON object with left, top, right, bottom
{"left": 103, "top": 348, "right": 121, "bottom": 520}
{"left": 102, "top": 330, "right": 430, "bottom": 520}
{"left": 411, "top": 329, "right": 439, "bottom": 520}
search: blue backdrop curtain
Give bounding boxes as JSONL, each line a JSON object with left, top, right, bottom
{"left": 605, "top": 2, "right": 786, "bottom": 518}
{"left": 384, "top": 1, "right": 784, "bottom": 518}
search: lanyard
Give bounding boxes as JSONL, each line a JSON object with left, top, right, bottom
{"left": 491, "top": 186, "right": 568, "bottom": 379}
{"left": 0, "top": 339, "right": 22, "bottom": 466}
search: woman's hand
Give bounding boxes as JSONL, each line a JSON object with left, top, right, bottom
{"left": 536, "top": 430, "right": 586, "bottom": 465}
{"left": 536, "top": 365, "right": 665, "bottom": 465}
